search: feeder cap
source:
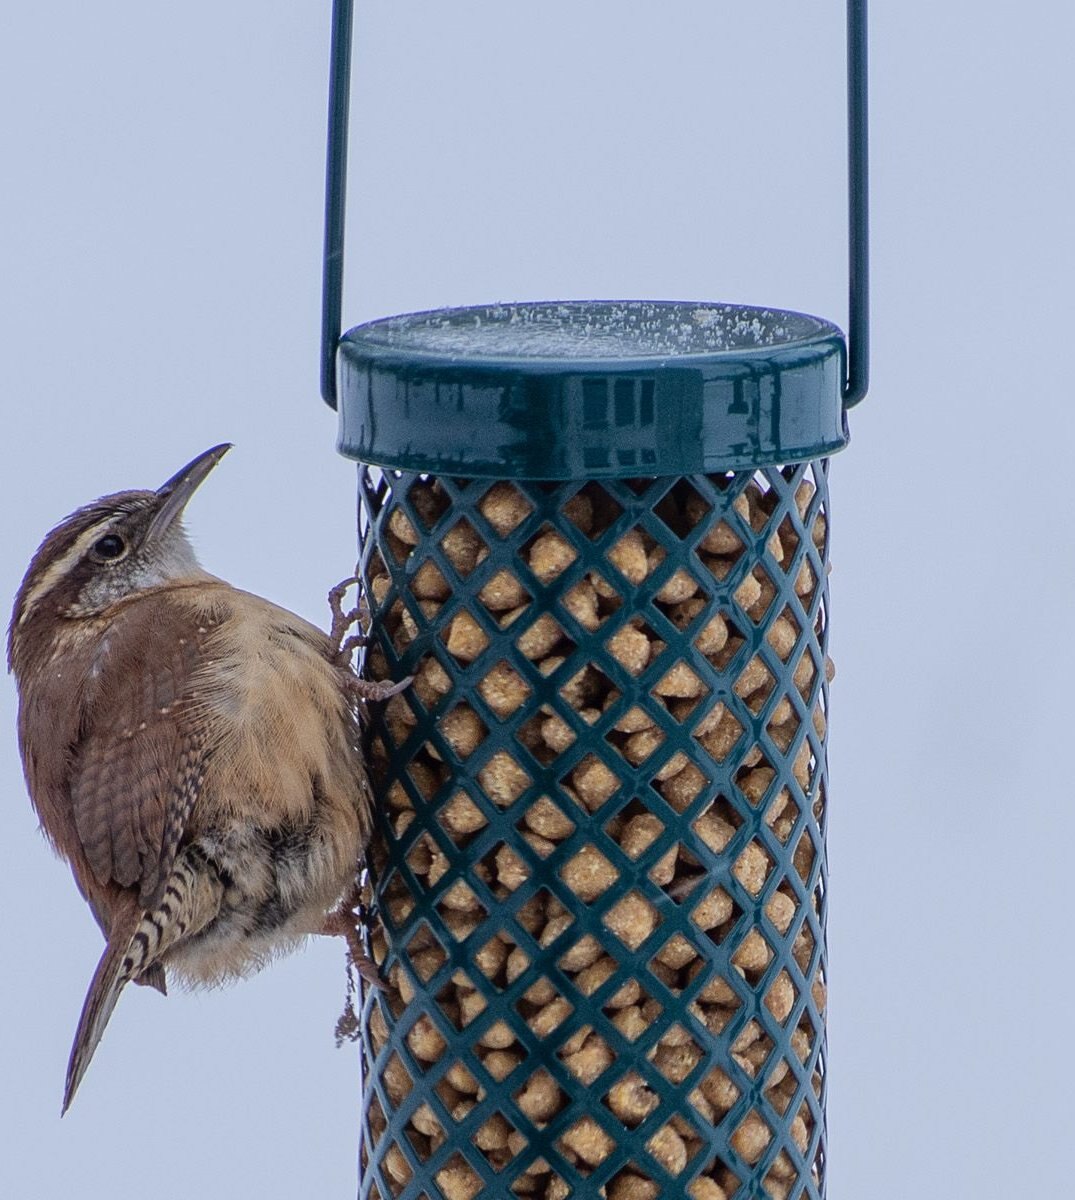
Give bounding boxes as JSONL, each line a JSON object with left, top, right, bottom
{"left": 336, "top": 300, "right": 848, "bottom": 478}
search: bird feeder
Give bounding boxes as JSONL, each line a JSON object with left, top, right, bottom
{"left": 323, "top": 5, "right": 868, "bottom": 1199}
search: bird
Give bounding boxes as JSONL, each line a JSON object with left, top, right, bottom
{"left": 8, "top": 444, "right": 396, "bottom": 1113}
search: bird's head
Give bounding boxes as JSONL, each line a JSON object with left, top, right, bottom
{"left": 8, "top": 444, "right": 231, "bottom": 668}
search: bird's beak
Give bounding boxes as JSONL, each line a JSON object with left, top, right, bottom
{"left": 148, "top": 443, "right": 232, "bottom": 541}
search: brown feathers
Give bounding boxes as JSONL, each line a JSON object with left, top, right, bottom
{"left": 9, "top": 447, "right": 375, "bottom": 1110}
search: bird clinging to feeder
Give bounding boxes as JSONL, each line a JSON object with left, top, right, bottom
{"left": 8, "top": 444, "right": 399, "bottom": 1112}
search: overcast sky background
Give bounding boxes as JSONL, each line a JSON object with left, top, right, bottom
{"left": 2, "top": 2, "right": 1074, "bottom": 1197}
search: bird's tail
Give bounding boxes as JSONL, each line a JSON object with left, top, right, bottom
{"left": 63, "top": 850, "right": 224, "bottom": 1112}
{"left": 63, "top": 929, "right": 139, "bottom": 1114}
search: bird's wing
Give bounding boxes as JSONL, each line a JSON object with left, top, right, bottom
{"left": 67, "top": 591, "right": 216, "bottom": 908}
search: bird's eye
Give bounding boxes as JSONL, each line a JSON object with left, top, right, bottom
{"left": 92, "top": 534, "right": 127, "bottom": 560}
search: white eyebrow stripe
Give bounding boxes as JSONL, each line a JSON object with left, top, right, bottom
{"left": 17, "top": 519, "right": 117, "bottom": 627}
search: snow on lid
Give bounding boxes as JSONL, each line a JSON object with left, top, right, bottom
{"left": 352, "top": 301, "right": 833, "bottom": 361}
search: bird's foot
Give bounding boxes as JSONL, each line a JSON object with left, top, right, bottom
{"left": 344, "top": 674, "right": 412, "bottom": 704}
{"left": 322, "top": 892, "right": 385, "bottom": 991}
{"left": 327, "top": 573, "right": 359, "bottom": 641}
{"left": 324, "top": 890, "right": 385, "bottom": 1045}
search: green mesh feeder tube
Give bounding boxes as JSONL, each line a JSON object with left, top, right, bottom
{"left": 320, "top": 10, "right": 868, "bottom": 1200}
{"left": 343, "top": 304, "right": 839, "bottom": 1200}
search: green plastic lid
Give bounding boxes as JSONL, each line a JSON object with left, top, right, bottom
{"left": 336, "top": 300, "right": 848, "bottom": 478}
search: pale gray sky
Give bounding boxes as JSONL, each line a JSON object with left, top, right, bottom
{"left": 2, "top": 2, "right": 1074, "bottom": 1197}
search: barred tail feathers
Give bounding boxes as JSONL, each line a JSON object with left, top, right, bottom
{"left": 62, "top": 851, "right": 223, "bottom": 1112}
{"left": 63, "top": 934, "right": 137, "bottom": 1114}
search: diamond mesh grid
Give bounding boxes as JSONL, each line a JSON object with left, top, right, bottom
{"left": 356, "top": 465, "right": 831, "bottom": 1200}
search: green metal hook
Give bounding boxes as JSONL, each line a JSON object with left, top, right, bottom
{"left": 845, "top": 0, "right": 870, "bottom": 407}
{"left": 320, "top": 1, "right": 869, "bottom": 411}
{"left": 321, "top": 0, "right": 353, "bottom": 410}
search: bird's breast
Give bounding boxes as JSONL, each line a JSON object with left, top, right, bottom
{"left": 186, "top": 594, "right": 365, "bottom": 831}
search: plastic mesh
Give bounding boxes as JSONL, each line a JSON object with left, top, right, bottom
{"left": 357, "top": 465, "right": 831, "bottom": 1200}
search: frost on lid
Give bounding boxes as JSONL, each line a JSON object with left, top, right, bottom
{"left": 354, "top": 301, "right": 832, "bottom": 361}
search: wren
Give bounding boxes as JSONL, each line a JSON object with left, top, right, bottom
{"left": 8, "top": 444, "right": 394, "bottom": 1111}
